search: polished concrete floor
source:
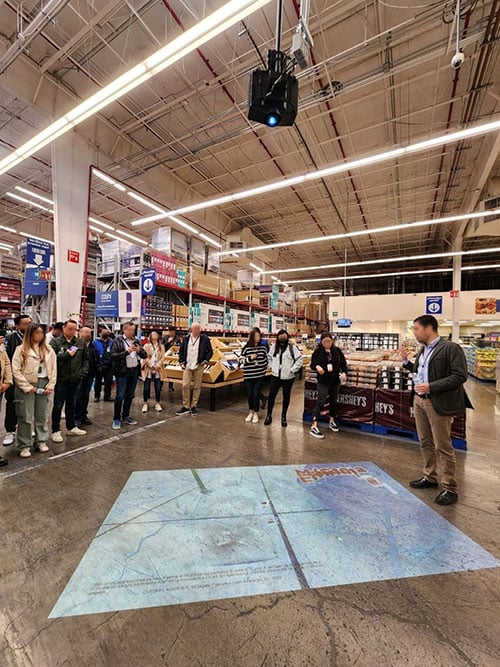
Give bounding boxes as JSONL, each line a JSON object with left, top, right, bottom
{"left": 1, "top": 378, "right": 499, "bottom": 666}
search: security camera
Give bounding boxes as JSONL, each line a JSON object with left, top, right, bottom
{"left": 451, "top": 51, "right": 464, "bottom": 70}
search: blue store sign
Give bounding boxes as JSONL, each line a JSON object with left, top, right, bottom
{"left": 141, "top": 269, "right": 157, "bottom": 296}
{"left": 95, "top": 290, "right": 119, "bottom": 317}
{"left": 24, "top": 268, "right": 48, "bottom": 296}
{"left": 426, "top": 295, "right": 443, "bottom": 315}
{"left": 26, "top": 237, "right": 51, "bottom": 269}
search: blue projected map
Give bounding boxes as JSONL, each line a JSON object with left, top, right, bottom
{"left": 50, "top": 462, "right": 499, "bottom": 618}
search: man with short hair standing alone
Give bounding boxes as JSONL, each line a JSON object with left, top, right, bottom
{"left": 176, "top": 323, "right": 212, "bottom": 416}
{"left": 111, "top": 322, "right": 146, "bottom": 430}
{"left": 50, "top": 319, "right": 89, "bottom": 442}
{"left": 402, "top": 315, "right": 470, "bottom": 506}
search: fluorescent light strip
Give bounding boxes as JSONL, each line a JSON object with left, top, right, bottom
{"left": 169, "top": 215, "right": 199, "bottom": 235}
{"left": 0, "top": 225, "right": 21, "bottom": 235}
{"left": 0, "top": 0, "right": 272, "bottom": 177}
{"left": 0, "top": 243, "right": 14, "bottom": 250}
{"left": 14, "top": 186, "right": 54, "bottom": 205}
{"left": 89, "top": 225, "right": 106, "bottom": 233}
{"left": 249, "top": 262, "right": 264, "bottom": 272}
{"left": 263, "top": 246, "right": 500, "bottom": 275}
{"left": 6, "top": 192, "right": 54, "bottom": 214}
{"left": 129, "top": 119, "right": 500, "bottom": 229}
{"left": 113, "top": 229, "right": 149, "bottom": 246}
{"left": 88, "top": 216, "right": 115, "bottom": 231}
{"left": 19, "top": 232, "right": 54, "bottom": 245}
{"left": 127, "top": 191, "right": 166, "bottom": 214}
{"left": 199, "top": 233, "right": 222, "bottom": 248}
{"left": 92, "top": 168, "right": 127, "bottom": 192}
{"left": 220, "top": 209, "right": 500, "bottom": 257}
{"left": 278, "top": 263, "right": 500, "bottom": 285}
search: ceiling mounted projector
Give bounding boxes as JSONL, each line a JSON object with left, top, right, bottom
{"left": 248, "top": 50, "right": 298, "bottom": 127}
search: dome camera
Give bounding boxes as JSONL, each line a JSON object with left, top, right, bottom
{"left": 451, "top": 51, "right": 464, "bottom": 70}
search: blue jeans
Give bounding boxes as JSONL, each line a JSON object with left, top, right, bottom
{"left": 114, "top": 370, "right": 139, "bottom": 421}
{"left": 143, "top": 376, "right": 162, "bottom": 402}
{"left": 244, "top": 377, "right": 264, "bottom": 412}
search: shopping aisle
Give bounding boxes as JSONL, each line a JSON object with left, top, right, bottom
{"left": 0, "top": 379, "right": 499, "bottom": 666}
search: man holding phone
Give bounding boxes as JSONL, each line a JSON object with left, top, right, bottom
{"left": 110, "top": 322, "right": 147, "bottom": 430}
{"left": 50, "top": 320, "right": 89, "bottom": 442}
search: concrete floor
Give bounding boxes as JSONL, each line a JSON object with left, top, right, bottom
{"left": 1, "top": 378, "right": 499, "bottom": 666}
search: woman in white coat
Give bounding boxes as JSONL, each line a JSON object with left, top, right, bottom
{"left": 264, "top": 329, "right": 303, "bottom": 427}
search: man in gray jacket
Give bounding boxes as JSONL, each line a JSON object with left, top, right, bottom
{"left": 402, "top": 315, "right": 470, "bottom": 506}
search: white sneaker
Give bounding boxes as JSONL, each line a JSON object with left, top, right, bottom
{"left": 245, "top": 413, "right": 254, "bottom": 422}
{"left": 37, "top": 444, "right": 49, "bottom": 453}
{"left": 67, "top": 427, "right": 87, "bottom": 436}
{"left": 154, "top": 403, "right": 162, "bottom": 412}
{"left": 142, "top": 403, "right": 148, "bottom": 413}
{"left": 3, "top": 432, "right": 14, "bottom": 446}
{"left": 252, "top": 413, "right": 259, "bottom": 424}
{"left": 52, "top": 431, "right": 64, "bottom": 443}
{"left": 19, "top": 449, "right": 32, "bottom": 458}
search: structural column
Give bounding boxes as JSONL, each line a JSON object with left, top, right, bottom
{"left": 51, "top": 132, "right": 92, "bottom": 322}
{"left": 452, "top": 254, "right": 461, "bottom": 343}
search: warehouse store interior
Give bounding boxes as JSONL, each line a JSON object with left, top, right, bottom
{"left": 0, "top": 1, "right": 499, "bottom": 666}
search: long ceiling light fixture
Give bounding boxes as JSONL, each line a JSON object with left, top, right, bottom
{"left": 5, "top": 192, "right": 54, "bottom": 214}
{"left": 261, "top": 246, "right": 500, "bottom": 275}
{"left": 130, "top": 119, "right": 500, "bottom": 230}
{"left": 93, "top": 168, "right": 127, "bottom": 192}
{"left": 127, "top": 191, "right": 165, "bottom": 213}
{"left": 19, "top": 232, "right": 54, "bottom": 245}
{"left": 199, "top": 233, "right": 222, "bottom": 249}
{"left": 14, "top": 186, "right": 54, "bottom": 205}
{"left": 220, "top": 208, "right": 500, "bottom": 257}
{"left": 0, "top": 0, "right": 272, "bottom": 177}
{"left": 88, "top": 216, "right": 115, "bottom": 231}
{"left": 276, "top": 263, "right": 500, "bottom": 285}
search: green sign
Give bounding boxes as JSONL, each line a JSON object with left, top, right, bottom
{"left": 332, "top": 311, "right": 338, "bottom": 317}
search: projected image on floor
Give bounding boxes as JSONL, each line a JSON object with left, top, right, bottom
{"left": 49, "top": 462, "right": 499, "bottom": 618}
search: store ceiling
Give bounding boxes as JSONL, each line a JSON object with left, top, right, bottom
{"left": 0, "top": 0, "right": 499, "bottom": 291}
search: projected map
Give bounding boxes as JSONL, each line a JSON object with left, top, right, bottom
{"left": 50, "top": 462, "right": 499, "bottom": 617}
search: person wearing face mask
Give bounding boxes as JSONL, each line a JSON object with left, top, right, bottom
{"left": 264, "top": 330, "right": 303, "bottom": 427}
{"left": 93, "top": 328, "right": 114, "bottom": 402}
{"left": 309, "top": 332, "right": 347, "bottom": 439}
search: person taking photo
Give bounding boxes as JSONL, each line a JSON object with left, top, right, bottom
{"left": 309, "top": 332, "right": 347, "bottom": 439}
{"left": 111, "top": 322, "right": 147, "bottom": 430}
{"left": 12, "top": 324, "right": 57, "bottom": 458}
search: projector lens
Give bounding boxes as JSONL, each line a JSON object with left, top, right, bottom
{"left": 266, "top": 113, "right": 280, "bottom": 127}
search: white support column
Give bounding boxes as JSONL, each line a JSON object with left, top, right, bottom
{"left": 51, "top": 133, "right": 92, "bottom": 322}
{"left": 452, "top": 254, "right": 462, "bottom": 343}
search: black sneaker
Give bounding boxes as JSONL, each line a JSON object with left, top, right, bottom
{"left": 190, "top": 407, "right": 198, "bottom": 416}
{"left": 264, "top": 415, "right": 272, "bottom": 426}
{"left": 0, "top": 456, "right": 7, "bottom": 467}
{"left": 281, "top": 417, "right": 288, "bottom": 428}
{"left": 309, "top": 426, "right": 325, "bottom": 439}
{"left": 176, "top": 407, "right": 190, "bottom": 416}
{"left": 329, "top": 421, "right": 339, "bottom": 433}
{"left": 80, "top": 418, "right": 93, "bottom": 426}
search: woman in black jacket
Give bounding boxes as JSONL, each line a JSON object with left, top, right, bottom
{"left": 309, "top": 332, "right": 347, "bottom": 439}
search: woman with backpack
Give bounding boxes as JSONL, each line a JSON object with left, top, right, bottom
{"left": 264, "top": 330, "right": 303, "bottom": 427}
{"left": 309, "top": 332, "right": 347, "bottom": 439}
{"left": 240, "top": 327, "right": 269, "bottom": 424}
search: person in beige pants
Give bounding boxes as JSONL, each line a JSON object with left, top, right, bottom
{"left": 12, "top": 324, "right": 57, "bottom": 458}
{"left": 176, "top": 323, "right": 213, "bottom": 416}
{"left": 402, "top": 315, "right": 470, "bottom": 506}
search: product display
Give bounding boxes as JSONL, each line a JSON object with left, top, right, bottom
{"left": 463, "top": 345, "right": 498, "bottom": 382}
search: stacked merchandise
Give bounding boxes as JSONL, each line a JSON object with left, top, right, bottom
{"left": 335, "top": 332, "right": 399, "bottom": 351}
{"left": 0, "top": 254, "right": 23, "bottom": 279}
{"left": 191, "top": 267, "right": 219, "bottom": 295}
{"left": 143, "top": 296, "right": 173, "bottom": 329}
{"left": 234, "top": 289, "right": 260, "bottom": 305}
{"left": 101, "top": 240, "right": 142, "bottom": 276}
{"left": 160, "top": 344, "right": 223, "bottom": 384}
{"left": 379, "top": 362, "right": 413, "bottom": 391}
{"left": 191, "top": 302, "right": 225, "bottom": 332}
{"left": 173, "top": 304, "right": 189, "bottom": 329}
{"left": 0, "top": 277, "right": 22, "bottom": 319}
{"left": 344, "top": 351, "right": 389, "bottom": 387}
{"left": 463, "top": 345, "right": 498, "bottom": 381}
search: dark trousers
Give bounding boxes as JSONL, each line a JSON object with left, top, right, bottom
{"left": 94, "top": 368, "right": 113, "bottom": 400}
{"left": 3, "top": 384, "right": 17, "bottom": 433}
{"left": 75, "top": 375, "right": 94, "bottom": 422}
{"left": 313, "top": 381, "right": 340, "bottom": 421}
{"left": 143, "top": 376, "right": 162, "bottom": 402}
{"left": 244, "top": 377, "right": 264, "bottom": 412}
{"left": 114, "top": 370, "right": 139, "bottom": 420}
{"left": 267, "top": 377, "right": 295, "bottom": 418}
{"left": 52, "top": 381, "right": 81, "bottom": 432}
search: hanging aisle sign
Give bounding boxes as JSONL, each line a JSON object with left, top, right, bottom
{"left": 141, "top": 269, "right": 157, "bottom": 296}
{"left": 26, "top": 237, "right": 51, "bottom": 269}
{"left": 95, "top": 291, "right": 119, "bottom": 318}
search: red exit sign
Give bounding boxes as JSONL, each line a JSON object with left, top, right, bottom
{"left": 67, "top": 249, "right": 80, "bottom": 264}
{"left": 450, "top": 289, "right": 459, "bottom": 298}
